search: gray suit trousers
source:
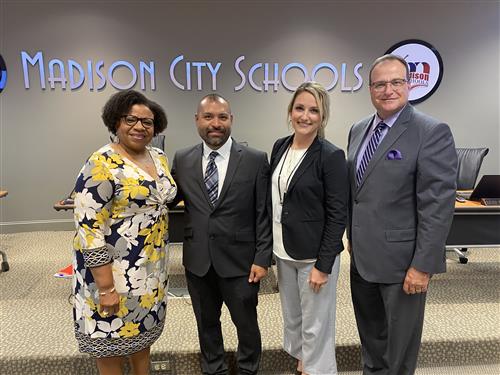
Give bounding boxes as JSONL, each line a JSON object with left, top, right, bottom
{"left": 350, "top": 260, "right": 426, "bottom": 375}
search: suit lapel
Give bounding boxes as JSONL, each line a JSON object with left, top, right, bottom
{"left": 188, "top": 143, "right": 214, "bottom": 207}
{"left": 216, "top": 140, "right": 243, "bottom": 206}
{"left": 357, "top": 105, "right": 413, "bottom": 192}
{"left": 270, "top": 136, "right": 293, "bottom": 173}
{"left": 349, "top": 116, "right": 374, "bottom": 187}
{"left": 286, "top": 137, "right": 321, "bottom": 194}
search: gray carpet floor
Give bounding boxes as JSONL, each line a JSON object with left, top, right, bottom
{"left": 0, "top": 231, "right": 499, "bottom": 374}
{"left": 263, "top": 363, "right": 500, "bottom": 375}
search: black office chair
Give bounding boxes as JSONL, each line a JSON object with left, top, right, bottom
{"left": 449, "top": 147, "right": 489, "bottom": 263}
{"left": 456, "top": 148, "right": 489, "bottom": 190}
{"left": 150, "top": 134, "right": 165, "bottom": 151}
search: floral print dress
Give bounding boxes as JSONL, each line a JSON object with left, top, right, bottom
{"left": 72, "top": 144, "right": 176, "bottom": 357}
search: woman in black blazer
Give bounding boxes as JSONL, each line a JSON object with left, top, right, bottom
{"left": 270, "top": 82, "right": 348, "bottom": 375}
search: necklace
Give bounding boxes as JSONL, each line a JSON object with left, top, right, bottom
{"left": 277, "top": 145, "right": 307, "bottom": 204}
{"left": 113, "top": 143, "right": 158, "bottom": 180}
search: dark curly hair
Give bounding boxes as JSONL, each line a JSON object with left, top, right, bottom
{"left": 101, "top": 90, "right": 168, "bottom": 136}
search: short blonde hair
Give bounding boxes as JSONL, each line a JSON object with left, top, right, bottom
{"left": 287, "top": 81, "right": 330, "bottom": 138}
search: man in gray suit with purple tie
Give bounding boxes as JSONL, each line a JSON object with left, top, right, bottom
{"left": 347, "top": 54, "right": 458, "bottom": 375}
{"left": 170, "top": 94, "right": 272, "bottom": 375}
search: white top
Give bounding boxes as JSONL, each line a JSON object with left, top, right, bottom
{"left": 202, "top": 137, "right": 232, "bottom": 199}
{"left": 271, "top": 147, "right": 315, "bottom": 262}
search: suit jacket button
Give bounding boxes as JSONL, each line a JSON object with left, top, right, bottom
{"left": 354, "top": 199, "right": 359, "bottom": 204}
{"left": 209, "top": 234, "right": 215, "bottom": 240}
{"left": 283, "top": 211, "right": 288, "bottom": 215}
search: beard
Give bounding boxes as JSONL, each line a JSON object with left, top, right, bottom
{"left": 200, "top": 128, "right": 230, "bottom": 149}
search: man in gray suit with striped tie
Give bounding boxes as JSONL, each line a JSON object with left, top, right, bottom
{"left": 346, "top": 54, "right": 457, "bottom": 375}
{"left": 170, "top": 94, "right": 272, "bottom": 375}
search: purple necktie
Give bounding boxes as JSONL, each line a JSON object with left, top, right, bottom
{"left": 356, "top": 122, "right": 387, "bottom": 187}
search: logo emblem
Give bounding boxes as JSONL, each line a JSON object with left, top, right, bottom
{"left": 386, "top": 39, "right": 443, "bottom": 104}
{"left": 0, "top": 54, "right": 7, "bottom": 93}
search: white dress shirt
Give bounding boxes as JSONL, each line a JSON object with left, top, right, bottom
{"left": 202, "top": 137, "right": 232, "bottom": 199}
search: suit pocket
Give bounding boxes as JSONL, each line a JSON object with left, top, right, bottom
{"left": 184, "top": 227, "right": 193, "bottom": 239}
{"left": 234, "top": 231, "right": 255, "bottom": 242}
{"left": 385, "top": 228, "right": 416, "bottom": 242}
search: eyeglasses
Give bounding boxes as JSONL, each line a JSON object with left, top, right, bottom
{"left": 370, "top": 79, "right": 408, "bottom": 92}
{"left": 121, "top": 115, "right": 155, "bottom": 128}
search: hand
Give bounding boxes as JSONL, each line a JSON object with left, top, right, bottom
{"left": 99, "top": 289, "right": 120, "bottom": 317}
{"left": 308, "top": 267, "right": 328, "bottom": 293}
{"left": 248, "top": 264, "right": 267, "bottom": 283}
{"left": 403, "top": 267, "right": 430, "bottom": 295}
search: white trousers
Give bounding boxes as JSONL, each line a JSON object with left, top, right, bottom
{"left": 276, "top": 256, "right": 340, "bottom": 375}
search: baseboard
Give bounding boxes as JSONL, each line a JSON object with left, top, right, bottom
{"left": 0, "top": 219, "right": 74, "bottom": 233}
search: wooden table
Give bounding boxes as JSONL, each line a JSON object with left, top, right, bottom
{"left": 447, "top": 199, "right": 500, "bottom": 263}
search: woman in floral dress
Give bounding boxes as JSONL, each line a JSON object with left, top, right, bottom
{"left": 72, "top": 90, "right": 176, "bottom": 374}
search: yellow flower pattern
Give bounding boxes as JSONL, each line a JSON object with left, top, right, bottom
{"left": 72, "top": 144, "right": 176, "bottom": 354}
{"left": 111, "top": 197, "right": 129, "bottom": 219}
{"left": 140, "top": 291, "right": 157, "bottom": 309}
{"left": 121, "top": 177, "right": 150, "bottom": 199}
{"left": 119, "top": 322, "right": 140, "bottom": 338}
{"left": 94, "top": 207, "right": 110, "bottom": 228}
{"left": 115, "top": 296, "right": 129, "bottom": 318}
{"left": 157, "top": 286, "right": 165, "bottom": 303}
{"left": 89, "top": 155, "right": 119, "bottom": 181}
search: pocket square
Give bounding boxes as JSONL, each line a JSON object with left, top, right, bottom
{"left": 387, "top": 149, "right": 402, "bottom": 160}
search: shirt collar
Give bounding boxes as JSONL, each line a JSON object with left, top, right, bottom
{"left": 373, "top": 104, "right": 407, "bottom": 129}
{"left": 203, "top": 137, "right": 232, "bottom": 160}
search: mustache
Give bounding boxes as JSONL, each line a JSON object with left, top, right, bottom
{"left": 207, "top": 126, "right": 226, "bottom": 133}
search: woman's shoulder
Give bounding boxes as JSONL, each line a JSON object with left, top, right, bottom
{"left": 84, "top": 144, "right": 126, "bottom": 169}
{"left": 319, "top": 138, "right": 344, "bottom": 154}
{"left": 85, "top": 144, "right": 114, "bottom": 160}
{"left": 274, "top": 135, "right": 291, "bottom": 147}
{"left": 271, "top": 135, "right": 292, "bottom": 154}
{"left": 148, "top": 145, "right": 168, "bottom": 162}
{"left": 148, "top": 145, "right": 165, "bottom": 155}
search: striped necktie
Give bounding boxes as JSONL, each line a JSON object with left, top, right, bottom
{"left": 356, "top": 122, "right": 387, "bottom": 187}
{"left": 204, "top": 151, "right": 219, "bottom": 205}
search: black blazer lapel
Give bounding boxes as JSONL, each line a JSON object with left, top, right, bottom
{"left": 216, "top": 140, "right": 243, "bottom": 206}
{"left": 286, "top": 136, "right": 321, "bottom": 194}
{"left": 270, "top": 136, "right": 293, "bottom": 173}
{"left": 189, "top": 143, "right": 213, "bottom": 207}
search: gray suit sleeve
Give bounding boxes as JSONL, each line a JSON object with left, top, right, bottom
{"left": 412, "top": 122, "right": 457, "bottom": 274}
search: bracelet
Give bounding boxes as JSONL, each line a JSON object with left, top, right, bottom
{"left": 99, "top": 287, "right": 116, "bottom": 296}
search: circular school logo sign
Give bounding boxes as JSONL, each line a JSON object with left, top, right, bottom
{"left": 0, "top": 54, "right": 7, "bottom": 93}
{"left": 386, "top": 40, "right": 443, "bottom": 104}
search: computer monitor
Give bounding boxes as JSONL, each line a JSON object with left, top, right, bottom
{"left": 469, "top": 175, "right": 500, "bottom": 201}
